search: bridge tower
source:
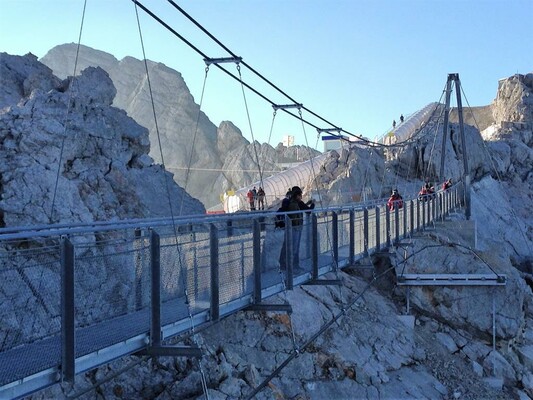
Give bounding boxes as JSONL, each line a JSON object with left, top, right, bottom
{"left": 440, "top": 73, "right": 471, "bottom": 220}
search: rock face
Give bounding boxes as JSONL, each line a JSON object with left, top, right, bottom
{"left": 40, "top": 44, "right": 320, "bottom": 207}
{"left": 493, "top": 73, "right": 533, "bottom": 125}
{"left": 0, "top": 52, "right": 204, "bottom": 227}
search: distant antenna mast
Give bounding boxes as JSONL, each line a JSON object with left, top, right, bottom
{"left": 440, "top": 73, "right": 470, "bottom": 220}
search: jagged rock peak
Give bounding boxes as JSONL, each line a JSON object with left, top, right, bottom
{"left": 0, "top": 52, "right": 204, "bottom": 227}
{"left": 493, "top": 72, "right": 533, "bottom": 125}
{"left": 0, "top": 52, "right": 61, "bottom": 109}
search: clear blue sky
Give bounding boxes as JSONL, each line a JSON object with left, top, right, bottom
{"left": 1, "top": 0, "right": 532, "bottom": 148}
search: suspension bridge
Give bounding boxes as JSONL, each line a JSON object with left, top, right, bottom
{"left": 0, "top": 1, "right": 512, "bottom": 398}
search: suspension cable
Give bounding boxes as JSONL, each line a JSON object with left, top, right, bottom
{"left": 179, "top": 65, "right": 210, "bottom": 216}
{"left": 132, "top": 0, "right": 431, "bottom": 150}
{"left": 237, "top": 64, "right": 265, "bottom": 190}
{"left": 50, "top": 0, "right": 88, "bottom": 223}
{"left": 133, "top": 3, "right": 210, "bottom": 398}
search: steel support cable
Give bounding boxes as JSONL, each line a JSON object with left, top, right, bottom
{"left": 245, "top": 258, "right": 407, "bottom": 400}
{"left": 237, "top": 64, "right": 265, "bottom": 191}
{"left": 132, "top": 0, "right": 397, "bottom": 149}
{"left": 50, "top": 0, "right": 88, "bottom": 223}
{"left": 133, "top": 3, "right": 210, "bottom": 398}
{"left": 139, "top": 0, "right": 465, "bottom": 176}
{"left": 165, "top": 0, "right": 348, "bottom": 139}
{"left": 460, "top": 85, "right": 532, "bottom": 257}
{"left": 424, "top": 83, "right": 452, "bottom": 182}
{"left": 298, "top": 110, "right": 345, "bottom": 308}
{"left": 179, "top": 65, "right": 210, "bottom": 216}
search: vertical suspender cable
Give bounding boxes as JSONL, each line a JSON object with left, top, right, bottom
{"left": 50, "top": 0, "right": 88, "bottom": 223}
{"left": 179, "top": 66, "right": 210, "bottom": 216}
{"left": 133, "top": 3, "right": 210, "bottom": 399}
{"left": 237, "top": 64, "right": 265, "bottom": 190}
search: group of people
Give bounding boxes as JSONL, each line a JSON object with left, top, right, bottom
{"left": 246, "top": 186, "right": 266, "bottom": 211}
{"left": 392, "top": 114, "right": 405, "bottom": 129}
{"left": 387, "top": 178, "right": 454, "bottom": 210}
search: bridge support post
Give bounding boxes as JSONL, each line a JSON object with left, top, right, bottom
{"left": 210, "top": 224, "right": 220, "bottom": 320}
{"left": 349, "top": 210, "right": 355, "bottom": 265}
{"left": 150, "top": 230, "right": 161, "bottom": 347}
{"left": 138, "top": 230, "right": 203, "bottom": 358}
{"left": 385, "top": 207, "right": 391, "bottom": 248}
{"left": 61, "top": 236, "right": 75, "bottom": 382}
{"left": 403, "top": 201, "right": 407, "bottom": 239}
{"left": 247, "top": 219, "right": 293, "bottom": 313}
{"left": 312, "top": 213, "right": 319, "bottom": 279}
{"left": 332, "top": 211, "right": 339, "bottom": 270}
{"left": 363, "top": 208, "right": 369, "bottom": 256}
{"left": 410, "top": 200, "right": 414, "bottom": 234}
{"left": 394, "top": 203, "right": 400, "bottom": 245}
{"left": 286, "top": 216, "right": 294, "bottom": 290}
{"left": 252, "top": 220, "right": 261, "bottom": 305}
{"left": 375, "top": 207, "right": 381, "bottom": 251}
{"left": 421, "top": 199, "right": 426, "bottom": 230}
{"left": 416, "top": 199, "right": 421, "bottom": 232}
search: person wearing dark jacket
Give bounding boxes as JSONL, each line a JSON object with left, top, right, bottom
{"left": 279, "top": 186, "right": 315, "bottom": 271}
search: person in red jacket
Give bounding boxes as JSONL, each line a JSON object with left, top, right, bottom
{"left": 246, "top": 189, "right": 255, "bottom": 211}
{"left": 442, "top": 178, "right": 452, "bottom": 191}
{"left": 387, "top": 189, "right": 403, "bottom": 211}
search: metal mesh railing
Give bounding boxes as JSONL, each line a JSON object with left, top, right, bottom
{"left": 0, "top": 185, "right": 462, "bottom": 396}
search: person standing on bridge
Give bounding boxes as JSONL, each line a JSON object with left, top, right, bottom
{"left": 279, "top": 186, "right": 315, "bottom": 271}
{"left": 247, "top": 189, "right": 255, "bottom": 211}
{"left": 392, "top": 119, "right": 397, "bottom": 129}
{"left": 400, "top": 114, "right": 404, "bottom": 123}
{"left": 387, "top": 188, "right": 403, "bottom": 211}
{"left": 257, "top": 187, "right": 265, "bottom": 210}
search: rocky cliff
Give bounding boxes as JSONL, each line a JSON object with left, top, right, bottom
{"left": 0, "top": 52, "right": 204, "bottom": 227}
{"left": 40, "top": 44, "right": 320, "bottom": 207}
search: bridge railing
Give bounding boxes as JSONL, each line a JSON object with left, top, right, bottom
{"left": 0, "top": 186, "right": 463, "bottom": 399}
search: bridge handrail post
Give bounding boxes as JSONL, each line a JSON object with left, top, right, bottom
{"left": 385, "top": 206, "right": 391, "bottom": 248}
{"left": 349, "top": 209, "right": 355, "bottom": 264}
{"left": 403, "top": 200, "right": 408, "bottom": 238}
{"left": 375, "top": 206, "right": 381, "bottom": 251}
{"left": 422, "top": 199, "right": 426, "bottom": 230}
{"left": 60, "top": 235, "right": 75, "bottom": 382}
{"left": 150, "top": 229, "right": 161, "bottom": 346}
{"left": 286, "top": 215, "right": 294, "bottom": 290}
{"left": 410, "top": 200, "right": 414, "bottom": 235}
{"left": 210, "top": 223, "right": 220, "bottom": 319}
{"left": 363, "top": 208, "right": 369, "bottom": 256}
{"left": 332, "top": 211, "right": 339, "bottom": 270}
{"left": 432, "top": 194, "right": 437, "bottom": 223}
{"left": 416, "top": 199, "right": 421, "bottom": 232}
{"left": 312, "top": 213, "right": 319, "bottom": 279}
{"left": 394, "top": 205, "right": 400, "bottom": 245}
{"left": 252, "top": 220, "right": 261, "bottom": 305}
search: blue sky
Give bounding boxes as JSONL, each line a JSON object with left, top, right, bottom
{"left": 1, "top": 0, "right": 532, "bottom": 148}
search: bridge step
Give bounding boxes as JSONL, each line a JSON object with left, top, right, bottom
{"left": 396, "top": 273, "right": 506, "bottom": 286}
